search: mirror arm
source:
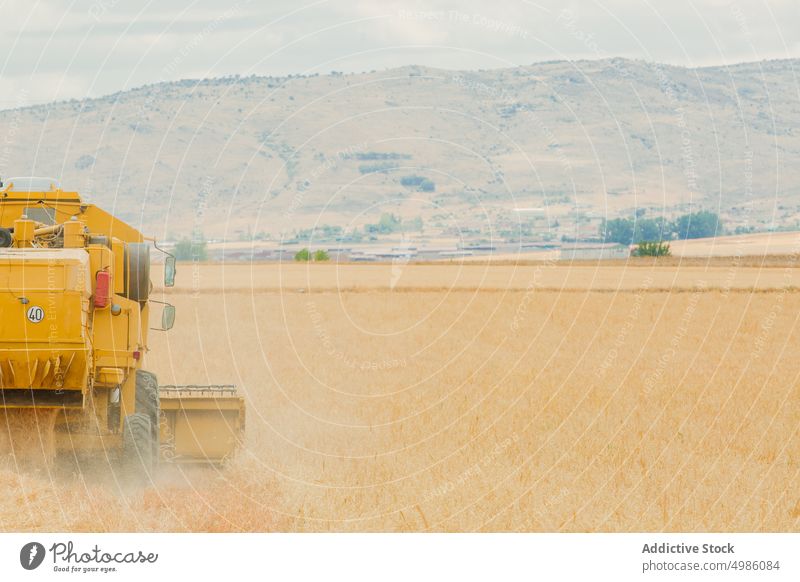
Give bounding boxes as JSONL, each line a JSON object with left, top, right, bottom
{"left": 152, "top": 238, "right": 176, "bottom": 261}
{"left": 151, "top": 238, "right": 177, "bottom": 287}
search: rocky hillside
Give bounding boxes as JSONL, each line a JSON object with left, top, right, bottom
{"left": 0, "top": 58, "right": 797, "bottom": 240}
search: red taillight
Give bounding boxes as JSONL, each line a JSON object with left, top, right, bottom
{"left": 95, "top": 271, "right": 111, "bottom": 308}
{"left": 132, "top": 350, "right": 141, "bottom": 360}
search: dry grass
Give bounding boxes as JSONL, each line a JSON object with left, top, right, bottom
{"left": 670, "top": 231, "right": 800, "bottom": 258}
{"left": 0, "top": 410, "right": 58, "bottom": 468}
{"left": 2, "top": 263, "right": 799, "bottom": 531}
{"left": 427, "top": 254, "right": 800, "bottom": 269}
{"left": 158, "top": 261, "right": 800, "bottom": 292}
{"left": 0, "top": 457, "right": 287, "bottom": 532}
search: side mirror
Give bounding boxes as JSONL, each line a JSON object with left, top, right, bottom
{"left": 161, "top": 304, "right": 176, "bottom": 331}
{"left": 164, "top": 256, "right": 176, "bottom": 287}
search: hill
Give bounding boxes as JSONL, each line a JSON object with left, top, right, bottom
{"left": 0, "top": 58, "right": 797, "bottom": 241}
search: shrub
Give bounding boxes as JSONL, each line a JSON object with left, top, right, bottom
{"left": 400, "top": 175, "right": 436, "bottom": 192}
{"left": 356, "top": 152, "right": 411, "bottom": 161}
{"left": 632, "top": 241, "right": 671, "bottom": 257}
{"left": 419, "top": 178, "right": 435, "bottom": 192}
{"left": 294, "top": 248, "right": 330, "bottom": 262}
{"left": 358, "top": 162, "right": 397, "bottom": 174}
{"left": 400, "top": 175, "right": 425, "bottom": 187}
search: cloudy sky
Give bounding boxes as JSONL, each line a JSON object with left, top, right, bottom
{"left": 1, "top": 0, "right": 798, "bottom": 105}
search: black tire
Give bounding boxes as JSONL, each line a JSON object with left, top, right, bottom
{"left": 122, "top": 413, "right": 155, "bottom": 480}
{"left": 135, "top": 370, "right": 161, "bottom": 459}
{"left": 135, "top": 370, "right": 159, "bottom": 418}
{"left": 124, "top": 243, "right": 150, "bottom": 302}
{"left": 0, "top": 228, "right": 12, "bottom": 248}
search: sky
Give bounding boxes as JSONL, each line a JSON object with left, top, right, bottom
{"left": 1, "top": 0, "right": 798, "bottom": 105}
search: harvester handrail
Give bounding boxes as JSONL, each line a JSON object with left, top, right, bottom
{"left": 159, "top": 384, "right": 240, "bottom": 397}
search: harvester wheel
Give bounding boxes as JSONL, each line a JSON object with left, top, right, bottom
{"left": 135, "top": 370, "right": 161, "bottom": 458}
{"left": 122, "top": 413, "right": 155, "bottom": 480}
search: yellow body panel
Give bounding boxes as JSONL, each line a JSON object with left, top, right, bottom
{"left": 96, "top": 367, "right": 125, "bottom": 386}
{"left": 0, "top": 249, "right": 91, "bottom": 406}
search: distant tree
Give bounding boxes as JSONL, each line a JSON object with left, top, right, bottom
{"left": 403, "top": 216, "right": 424, "bottom": 232}
{"left": 602, "top": 216, "right": 672, "bottom": 244}
{"left": 313, "top": 249, "right": 330, "bottom": 261}
{"left": 359, "top": 152, "right": 411, "bottom": 161}
{"left": 294, "top": 248, "right": 311, "bottom": 261}
{"left": 377, "top": 213, "right": 402, "bottom": 234}
{"left": 419, "top": 178, "right": 436, "bottom": 192}
{"left": 174, "top": 237, "right": 208, "bottom": 261}
{"left": 602, "top": 218, "right": 635, "bottom": 244}
{"left": 400, "top": 174, "right": 435, "bottom": 192}
{"left": 636, "top": 217, "right": 671, "bottom": 242}
{"left": 400, "top": 175, "right": 425, "bottom": 187}
{"left": 358, "top": 162, "right": 398, "bottom": 174}
{"left": 673, "top": 211, "right": 722, "bottom": 240}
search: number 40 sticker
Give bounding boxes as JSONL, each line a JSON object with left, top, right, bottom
{"left": 26, "top": 306, "right": 45, "bottom": 323}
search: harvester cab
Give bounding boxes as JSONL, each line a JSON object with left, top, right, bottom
{"left": 0, "top": 178, "right": 244, "bottom": 475}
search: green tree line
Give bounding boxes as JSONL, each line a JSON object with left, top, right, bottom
{"left": 601, "top": 211, "right": 722, "bottom": 245}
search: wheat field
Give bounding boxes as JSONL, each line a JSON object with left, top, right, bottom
{"left": 2, "top": 261, "right": 799, "bottom": 532}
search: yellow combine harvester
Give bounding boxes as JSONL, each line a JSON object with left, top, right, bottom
{"left": 0, "top": 178, "right": 244, "bottom": 474}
